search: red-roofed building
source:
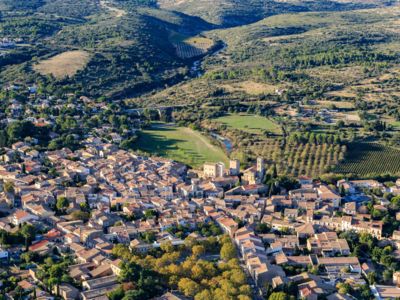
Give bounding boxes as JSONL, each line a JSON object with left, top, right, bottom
{"left": 44, "top": 229, "right": 63, "bottom": 242}
{"left": 11, "top": 210, "right": 38, "bottom": 226}
{"left": 29, "top": 240, "right": 52, "bottom": 254}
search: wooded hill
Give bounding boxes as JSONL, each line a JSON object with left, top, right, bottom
{"left": 158, "top": 0, "right": 392, "bottom": 27}
{"left": 0, "top": 0, "right": 213, "bottom": 99}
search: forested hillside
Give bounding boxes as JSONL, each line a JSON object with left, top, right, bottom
{"left": 0, "top": 0, "right": 215, "bottom": 99}
{"left": 158, "top": 0, "right": 391, "bottom": 27}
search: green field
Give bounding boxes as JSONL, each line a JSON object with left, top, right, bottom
{"left": 335, "top": 142, "right": 400, "bottom": 176}
{"left": 135, "top": 124, "right": 228, "bottom": 167}
{"left": 214, "top": 114, "right": 281, "bottom": 135}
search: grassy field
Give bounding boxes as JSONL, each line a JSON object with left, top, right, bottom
{"left": 220, "top": 81, "right": 278, "bottom": 95}
{"left": 390, "top": 120, "right": 400, "bottom": 130}
{"left": 135, "top": 123, "right": 228, "bottom": 167}
{"left": 335, "top": 143, "right": 400, "bottom": 176}
{"left": 214, "top": 114, "right": 281, "bottom": 135}
{"left": 33, "top": 50, "right": 90, "bottom": 79}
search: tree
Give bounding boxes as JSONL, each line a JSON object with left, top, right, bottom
{"left": 70, "top": 210, "right": 90, "bottom": 222}
{"left": 20, "top": 224, "right": 35, "bottom": 250}
{"left": 61, "top": 274, "right": 73, "bottom": 284}
{"left": 49, "top": 264, "right": 64, "bottom": 294}
{"left": 14, "top": 286, "right": 23, "bottom": 300}
{"left": 21, "top": 251, "right": 39, "bottom": 263}
{"left": 337, "top": 282, "right": 351, "bottom": 295}
{"left": 56, "top": 197, "right": 69, "bottom": 212}
{"left": 160, "top": 241, "right": 174, "bottom": 253}
{"left": 268, "top": 292, "right": 289, "bottom": 300}
{"left": 255, "top": 223, "right": 270, "bottom": 234}
{"left": 336, "top": 120, "right": 345, "bottom": 128}
{"left": 144, "top": 209, "right": 157, "bottom": 219}
{"left": 192, "top": 245, "right": 205, "bottom": 258}
{"left": 277, "top": 176, "right": 300, "bottom": 191}
{"left": 120, "top": 137, "right": 138, "bottom": 150}
{"left": 272, "top": 164, "right": 278, "bottom": 179}
{"left": 340, "top": 184, "right": 346, "bottom": 196}
{"left": 107, "top": 286, "right": 125, "bottom": 300}
{"left": 383, "top": 269, "right": 393, "bottom": 283}
{"left": 237, "top": 296, "right": 252, "bottom": 300}
{"left": 111, "top": 245, "right": 132, "bottom": 260}
{"left": 3, "top": 181, "right": 14, "bottom": 194}
{"left": 6, "top": 121, "right": 33, "bottom": 143}
{"left": 229, "top": 269, "right": 247, "bottom": 285}
{"left": 178, "top": 278, "right": 201, "bottom": 297}
{"left": 80, "top": 202, "right": 89, "bottom": 212}
{"left": 391, "top": 196, "right": 400, "bottom": 209}
{"left": 0, "top": 230, "right": 7, "bottom": 246}
{"left": 367, "top": 271, "right": 377, "bottom": 285}
{"left": 0, "top": 130, "right": 7, "bottom": 147}
{"left": 142, "top": 231, "right": 156, "bottom": 243}
{"left": 195, "top": 290, "right": 212, "bottom": 300}
{"left": 119, "top": 261, "right": 141, "bottom": 283}
{"left": 122, "top": 289, "right": 146, "bottom": 300}
{"left": 220, "top": 242, "right": 236, "bottom": 261}
{"left": 360, "top": 284, "right": 373, "bottom": 299}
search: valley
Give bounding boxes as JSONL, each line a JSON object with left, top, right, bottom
{"left": 1, "top": 0, "right": 400, "bottom": 178}
{"left": 2, "top": 1, "right": 400, "bottom": 300}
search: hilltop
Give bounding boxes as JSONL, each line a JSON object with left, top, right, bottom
{"left": 158, "top": 0, "right": 391, "bottom": 27}
{"left": 0, "top": 0, "right": 213, "bottom": 99}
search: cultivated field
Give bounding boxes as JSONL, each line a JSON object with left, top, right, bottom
{"left": 170, "top": 32, "right": 214, "bottom": 59}
{"left": 214, "top": 114, "right": 282, "bottom": 135}
{"left": 220, "top": 81, "right": 278, "bottom": 95}
{"left": 335, "top": 142, "right": 400, "bottom": 176}
{"left": 136, "top": 123, "right": 228, "bottom": 167}
{"left": 33, "top": 50, "right": 90, "bottom": 79}
{"left": 250, "top": 139, "right": 346, "bottom": 177}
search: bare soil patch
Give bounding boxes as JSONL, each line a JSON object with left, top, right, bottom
{"left": 34, "top": 50, "right": 90, "bottom": 79}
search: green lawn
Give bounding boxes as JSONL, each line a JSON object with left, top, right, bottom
{"left": 390, "top": 120, "right": 400, "bottom": 130}
{"left": 135, "top": 123, "right": 228, "bottom": 167}
{"left": 214, "top": 113, "right": 281, "bottom": 134}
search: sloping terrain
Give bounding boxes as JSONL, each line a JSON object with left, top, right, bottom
{"left": 0, "top": 0, "right": 398, "bottom": 101}
{"left": 140, "top": 5, "right": 400, "bottom": 106}
{"left": 158, "top": 0, "right": 391, "bottom": 27}
{"left": 0, "top": 0, "right": 213, "bottom": 99}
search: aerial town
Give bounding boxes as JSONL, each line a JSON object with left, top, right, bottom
{"left": 1, "top": 133, "right": 400, "bottom": 299}
{"left": 2, "top": 0, "right": 400, "bottom": 299}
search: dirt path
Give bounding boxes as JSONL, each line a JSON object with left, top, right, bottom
{"left": 100, "top": 0, "right": 126, "bottom": 18}
{"left": 153, "top": 123, "right": 222, "bottom": 153}
{"left": 181, "top": 127, "right": 220, "bottom": 152}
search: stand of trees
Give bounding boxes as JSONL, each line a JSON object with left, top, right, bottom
{"left": 110, "top": 235, "right": 252, "bottom": 300}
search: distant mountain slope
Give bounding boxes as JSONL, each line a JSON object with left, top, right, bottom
{"left": 158, "top": 0, "right": 392, "bottom": 27}
{"left": 0, "top": 0, "right": 44, "bottom": 10}
{"left": 139, "top": 5, "right": 400, "bottom": 106}
{"left": 0, "top": 0, "right": 215, "bottom": 99}
{"left": 0, "top": 0, "right": 100, "bottom": 18}
{"left": 39, "top": 0, "right": 100, "bottom": 18}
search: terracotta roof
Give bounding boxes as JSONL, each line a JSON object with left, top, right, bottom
{"left": 14, "top": 210, "right": 30, "bottom": 220}
{"left": 29, "top": 240, "right": 50, "bottom": 252}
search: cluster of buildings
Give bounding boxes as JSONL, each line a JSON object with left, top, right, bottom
{"left": 0, "top": 38, "right": 18, "bottom": 49}
{"left": 198, "top": 162, "right": 400, "bottom": 299}
{"left": 0, "top": 38, "right": 23, "bottom": 58}
{"left": 1, "top": 135, "right": 400, "bottom": 299}
{"left": 0, "top": 89, "right": 141, "bottom": 146}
